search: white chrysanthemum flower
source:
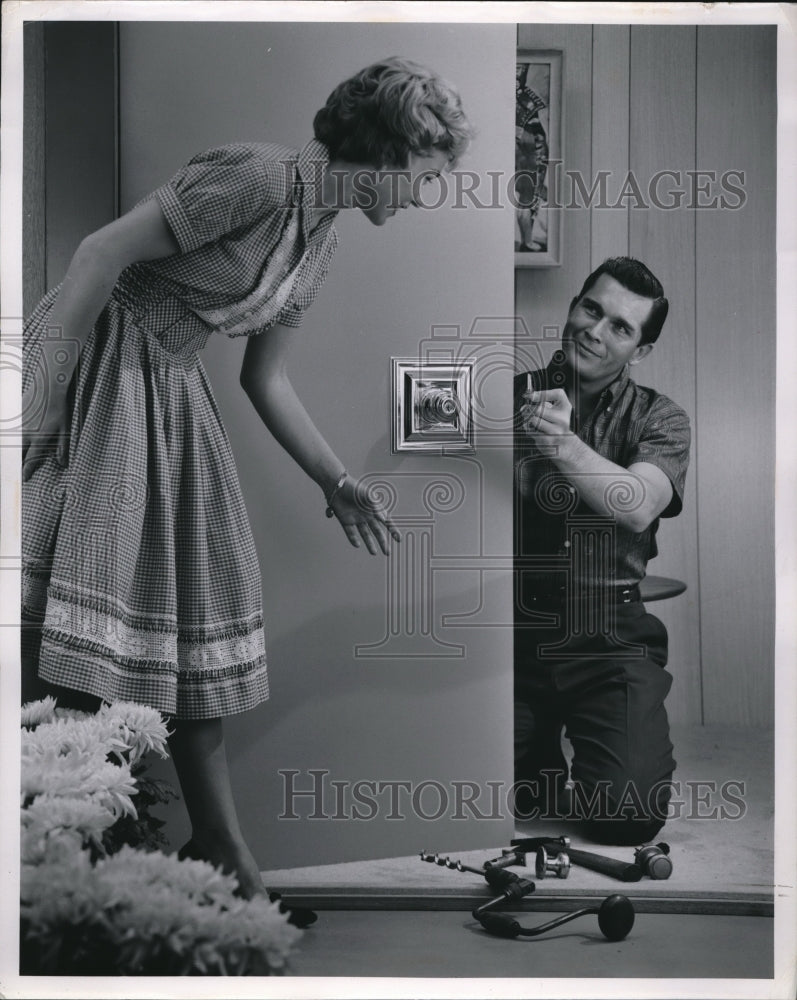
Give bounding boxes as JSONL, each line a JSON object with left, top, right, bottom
{"left": 22, "top": 795, "right": 116, "bottom": 863}
{"left": 93, "top": 848, "right": 300, "bottom": 972}
{"left": 81, "top": 760, "right": 139, "bottom": 818}
{"left": 21, "top": 823, "right": 86, "bottom": 867}
{"left": 21, "top": 843, "right": 301, "bottom": 975}
{"left": 21, "top": 747, "right": 138, "bottom": 818}
{"left": 53, "top": 706, "right": 92, "bottom": 722}
{"left": 22, "top": 716, "right": 129, "bottom": 762}
{"left": 20, "top": 702, "right": 299, "bottom": 976}
{"left": 223, "top": 895, "right": 304, "bottom": 971}
{"left": 22, "top": 702, "right": 169, "bottom": 769}
{"left": 96, "top": 701, "right": 170, "bottom": 765}
{"left": 100, "top": 845, "right": 238, "bottom": 902}
{"left": 21, "top": 696, "right": 57, "bottom": 729}
{"left": 21, "top": 847, "right": 97, "bottom": 917}
{"left": 21, "top": 746, "right": 94, "bottom": 801}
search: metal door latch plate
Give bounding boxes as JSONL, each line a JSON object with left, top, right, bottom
{"left": 392, "top": 359, "right": 474, "bottom": 453}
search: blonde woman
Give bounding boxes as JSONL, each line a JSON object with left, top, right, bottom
{"left": 22, "top": 57, "right": 473, "bottom": 910}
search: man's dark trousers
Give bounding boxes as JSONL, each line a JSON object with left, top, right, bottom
{"left": 514, "top": 597, "right": 675, "bottom": 845}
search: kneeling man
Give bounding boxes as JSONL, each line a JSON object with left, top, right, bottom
{"left": 514, "top": 257, "right": 690, "bottom": 845}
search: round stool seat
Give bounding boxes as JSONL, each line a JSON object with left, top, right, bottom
{"left": 639, "top": 576, "right": 687, "bottom": 602}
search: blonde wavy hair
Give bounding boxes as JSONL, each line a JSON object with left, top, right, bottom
{"left": 313, "top": 56, "right": 474, "bottom": 169}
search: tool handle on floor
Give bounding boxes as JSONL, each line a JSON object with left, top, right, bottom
{"left": 473, "top": 876, "right": 536, "bottom": 917}
{"left": 483, "top": 867, "right": 523, "bottom": 893}
{"left": 484, "top": 850, "right": 525, "bottom": 870}
{"left": 511, "top": 836, "right": 569, "bottom": 855}
{"left": 562, "top": 846, "right": 642, "bottom": 882}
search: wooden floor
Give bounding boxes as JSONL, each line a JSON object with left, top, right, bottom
{"left": 260, "top": 726, "right": 779, "bottom": 984}
{"left": 262, "top": 725, "right": 774, "bottom": 917}
{"left": 285, "top": 909, "right": 774, "bottom": 980}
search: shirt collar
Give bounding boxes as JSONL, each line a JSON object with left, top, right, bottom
{"left": 296, "top": 139, "right": 338, "bottom": 243}
{"left": 602, "top": 364, "right": 631, "bottom": 403}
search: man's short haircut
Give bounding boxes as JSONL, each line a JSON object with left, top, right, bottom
{"left": 313, "top": 56, "right": 474, "bottom": 170}
{"left": 575, "top": 257, "right": 669, "bottom": 345}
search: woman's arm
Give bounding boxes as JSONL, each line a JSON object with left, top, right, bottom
{"left": 240, "top": 326, "right": 398, "bottom": 556}
{"left": 23, "top": 199, "right": 179, "bottom": 480}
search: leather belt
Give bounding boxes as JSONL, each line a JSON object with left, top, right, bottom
{"left": 524, "top": 584, "right": 641, "bottom": 606}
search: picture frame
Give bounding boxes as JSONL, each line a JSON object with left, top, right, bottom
{"left": 515, "top": 48, "right": 563, "bottom": 267}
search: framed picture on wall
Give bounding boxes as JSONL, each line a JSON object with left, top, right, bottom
{"left": 515, "top": 49, "right": 563, "bottom": 267}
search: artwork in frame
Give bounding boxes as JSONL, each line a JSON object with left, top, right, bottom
{"left": 515, "top": 49, "right": 563, "bottom": 267}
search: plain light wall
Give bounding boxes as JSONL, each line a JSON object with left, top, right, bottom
{"left": 119, "top": 22, "right": 517, "bottom": 866}
{"left": 516, "top": 23, "right": 776, "bottom": 728}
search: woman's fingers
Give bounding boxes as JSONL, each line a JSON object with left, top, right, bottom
{"left": 332, "top": 477, "right": 401, "bottom": 556}
{"left": 343, "top": 523, "right": 363, "bottom": 549}
{"left": 382, "top": 514, "right": 401, "bottom": 544}
{"left": 339, "top": 512, "right": 399, "bottom": 556}
{"left": 366, "top": 508, "right": 402, "bottom": 555}
{"left": 366, "top": 516, "right": 393, "bottom": 556}
{"left": 357, "top": 521, "right": 379, "bottom": 556}
{"left": 343, "top": 521, "right": 378, "bottom": 556}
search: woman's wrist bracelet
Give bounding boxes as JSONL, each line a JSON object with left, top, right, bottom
{"left": 324, "top": 471, "right": 348, "bottom": 518}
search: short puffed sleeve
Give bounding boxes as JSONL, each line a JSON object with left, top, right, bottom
{"left": 627, "top": 394, "right": 691, "bottom": 518}
{"left": 154, "top": 144, "right": 293, "bottom": 255}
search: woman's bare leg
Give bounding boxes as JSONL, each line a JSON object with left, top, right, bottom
{"left": 168, "top": 717, "right": 266, "bottom": 899}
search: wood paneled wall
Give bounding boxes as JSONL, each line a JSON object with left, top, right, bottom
{"left": 694, "top": 28, "right": 776, "bottom": 725}
{"left": 516, "top": 24, "right": 776, "bottom": 726}
{"left": 628, "top": 27, "right": 701, "bottom": 727}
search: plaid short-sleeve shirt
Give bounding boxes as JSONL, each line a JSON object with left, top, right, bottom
{"left": 514, "top": 361, "right": 691, "bottom": 590}
{"left": 118, "top": 139, "right": 339, "bottom": 333}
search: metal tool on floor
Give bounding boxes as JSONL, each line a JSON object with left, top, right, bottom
{"left": 425, "top": 836, "right": 673, "bottom": 885}
{"left": 472, "top": 869, "right": 537, "bottom": 918}
{"left": 419, "top": 851, "right": 484, "bottom": 876}
{"left": 420, "top": 849, "right": 636, "bottom": 942}
{"left": 476, "top": 893, "right": 636, "bottom": 942}
{"left": 487, "top": 836, "right": 571, "bottom": 871}
{"left": 534, "top": 845, "right": 571, "bottom": 879}
{"left": 512, "top": 838, "right": 643, "bottom": 882}
{"left": 634, "top": 842, "right": 672, "bottom": 879}
{"left": 419, "top": 850, "right": 537, "bottom": 911}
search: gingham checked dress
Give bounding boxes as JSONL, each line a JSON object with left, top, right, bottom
{"left": 22, "top": 140, "right": 339, "bottom": 719}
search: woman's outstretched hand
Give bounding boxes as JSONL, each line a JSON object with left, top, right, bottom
{"left": 328, "top": 476, "right": 401, "bottom": 555}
